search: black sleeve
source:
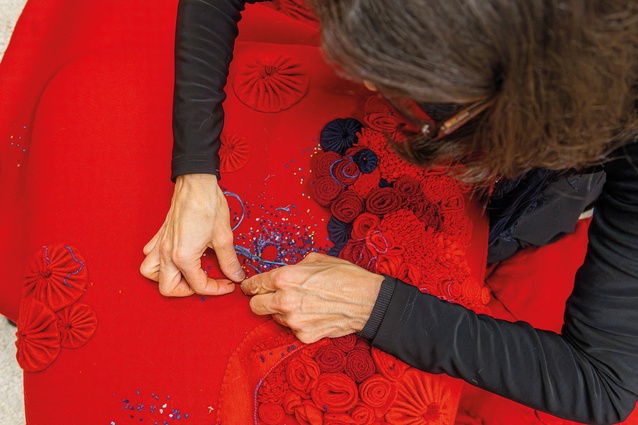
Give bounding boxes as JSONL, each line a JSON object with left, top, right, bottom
{"left": 360, "top": 141, "right": 638, "bottom": 424}
{"left": 171, "top": 0, "right": 268, "bottom": 182}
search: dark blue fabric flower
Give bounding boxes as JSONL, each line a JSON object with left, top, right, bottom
{"left": 352, "top": 149, "right": 378, "bottom": 174}
{"left": 320, "top": 118, "right": 363, "bottom": 155}
{"left": 327, "top": 216, "right": 353, "bottom": 245}
{"left": 379, "top": 179, "right": 393, "bottom": 188}
{"left": 327, "top": 242, "right": 347, "bottom": 258}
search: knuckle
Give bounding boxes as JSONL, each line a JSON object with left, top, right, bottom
{"left": 213, "top": 232, "right": 234, "bottom": 248}
{"left": 305, "top": 252, "right": 321, "bottom": 261}
{"left": 277, "top": 293, "right": 298, "bottom": 313}
{"left": 158, "top": 285, "right": 174, "bottom": 297}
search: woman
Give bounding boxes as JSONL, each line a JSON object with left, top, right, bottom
{"left": 141, "top": 0, "right": 638, "bottom": 423}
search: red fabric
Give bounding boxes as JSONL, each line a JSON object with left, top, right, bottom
{"left": 0, "top": 1, "right": 491, "bottom": 423}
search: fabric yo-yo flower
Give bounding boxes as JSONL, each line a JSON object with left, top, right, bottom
{"left": 315, "top": 344, "right": 347, "bottom": 374}
{"left": 327, "top": 216, "right": 353, "bottom": 246}
{"left": 219, "top": 133, "right": 250, "bottom": 173}
{"left": 233, "top": 54, "right": 309, "bottom": 113}
{"left": 344, "top": 349, "right": 376, "bottom": 384}
{"left": 385, "top": 369, "right": 457, "bottom": 424}
{"left": 56, "top": 303, "right": 97, "bottom": 349}
{"left": 15, "top": 298, "right": 62, "bottom": 373}
{"left": 313, "top": 176, "right": 344, "bottom": 208}
{"left": 257, "top": 402, "right": 286, "bottom": 425}
{"left": 339, "top": 239, "right": 375, "bottom": 270}
{"left": 330, "top": 190, "right": 365, "bottom": 224}
{"left": 24, "top": 244, "right": 88, "bottom": 312}
{"left": 394, "top": 174, "right": 422, "bottom": 201}
{"left": 285, "top": 352, "right": 321, "bottom": 397}
{"left": 310, "top": 373, "right": 359, "bottom": 414}
{"left": 352, "top": 148, "right": 379, "bottom": 175}
{"left": 365, "top": 187, "right": 402, "bottom": 216}
{"left": 320, "top": 118, "right": 363, "bottom": 155}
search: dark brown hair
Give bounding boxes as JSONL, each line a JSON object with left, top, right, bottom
{"left": 311, "top": 0, "right": 638, "bottom": 183}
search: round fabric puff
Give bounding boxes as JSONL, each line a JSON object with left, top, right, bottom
{"left": 16, "top": 297, "right": 62, "bottom": 373}
{"left": 233, "top": 54, "right": 309, "bottom": 113}
{"left": 327, "top": 216, "right": 352, "bottom": 246}
{"left": 386, "top": 369, "right": 458, "bottom": 424}
{"left": 320, "top": 118, "right": 364, "bottom": 155}
{"left": 56, "top": 303, "right": 98, "bottom": 349}
{"left": 24, "top": 244, "right": 88, "bottom": 312}
{"left": 219, "top": 133, "right": 250, "bottom": 173}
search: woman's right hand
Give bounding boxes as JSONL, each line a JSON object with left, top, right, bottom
{"left": 140, "top": 174, "right": 245, "bottom": 296}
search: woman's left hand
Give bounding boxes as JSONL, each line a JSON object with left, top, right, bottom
{"left": 241, "top": 253, "right": 384, "bottom": 343}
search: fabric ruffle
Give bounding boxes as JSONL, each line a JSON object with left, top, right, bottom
{"left": 56, "top": 303, "right": 98, "bottom": 349}
{"left": 24, "top": 244, "right": 88, "bottom": 312}
{"left": 233, "top": 55, "right": 309, "bottom": 113}
{"left": 15, "top": 298, "right": 61, "bottom": 373}
{"left": 219, "top": 133, "right": 250, "bottom": 173}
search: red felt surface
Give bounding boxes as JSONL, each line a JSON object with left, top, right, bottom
{"left": 6, "top": 0, "right": 628, "bottom": 423}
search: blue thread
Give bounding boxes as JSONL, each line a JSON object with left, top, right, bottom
{"left": 223, "top": 191, "right": 246, "bottom": 231}
{"left": 60, "top": 245, "right": 85, "bottom": 288}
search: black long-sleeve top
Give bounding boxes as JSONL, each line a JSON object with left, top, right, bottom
{"left": 172, "top": 1, "right": 638, "bottom": 422}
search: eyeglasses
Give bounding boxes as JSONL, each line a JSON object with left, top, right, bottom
{"left": 389, "top": 97, "right": 494, "bottom": 143}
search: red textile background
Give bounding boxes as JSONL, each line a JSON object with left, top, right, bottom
{"left": 3, "top": 0, "right": 635, "bottom": 423}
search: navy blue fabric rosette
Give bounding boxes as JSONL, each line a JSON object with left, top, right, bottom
{"left": 352, "top": 148, "right": 378, "bottom": 174}
{"left": 320, "top": 118, "right": 364, "bottom": 155}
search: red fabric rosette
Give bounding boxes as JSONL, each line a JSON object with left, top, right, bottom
{"left": 333, "top": 158, "right": 360, "bottom": 186}
{"left": 258, "top": 402, "right": 286, "bottom": 425}
{"left": 283, "top": 390, "right": 303, "bottom": 415}
{"left": 330, "top": 190, "right": 365, "bottom": 223}
{"left": 294, "top": 400, "right": 324, "bottom": 425}
{"left": 442, "top": 193, "right": 465, "bottom": 212}
{"left": 24, "top": 244, "right": 88, "bottom": 312}
{"left": 219, "top": 133, "right": 250, "bottom": 173}
{"left": 365, "top": 187, "right": 402, "bottom": 216}
{"left": 371, "top": 349, "right": 409, "bottom": 382}
{"left": 233, "top": 54, "right": 309, "bottom": 113}
{"left": 323, "top": 413, "right": 358, "bottom": 424}
{"left": 285, "top": 352, "right": 322, "bottom": 397}
{"left": 312, "top": 176, "right": 344, "bottom": 207}
{"left": 266, "top": 0, "right": 319, "bottom": 28}
{"left": 56, "top": 303, "right": 97, "bottom": 349}
{"left": 351, "top": 213, "right": 381, "bottom": 240}
{"left": 331, "top": 334, "right": 358, "bottom": 353}
{"left": 359, "top": 375, "right": 397, "bottom": 415}
{"left": 339, "top": 240, "right": 376, "bottom": 271}
{"left": 364, "top": 96, "right": 393, "bottom": 115}
{"left": 315, "top": 344, "right": 347, "bottom": 373}
{"left": 385, "top": 369, "right": 459, "bottom": 424}
{"left": 314, "top": 152, "right": 342, "bottom": 178}
{"left": 310, "top": 373, "right": 359, "bottom": 414}
{"left": 394, "top": 174, "right": 422, "bottom": 201}
{"left": 15, "top": 298, "right": 62, "bottom": 373}
{"left": 350, "top": 403, "right": 376, "bottom": 425}
{"left": 396, "top": 263, "right": 423, "bottom": 286}
{"left": 344, "top": 349, "right": 376, "bottom": 384}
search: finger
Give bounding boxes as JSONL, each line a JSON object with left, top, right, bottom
{"left": 140, "top": 247, "right": 161, "bottom": 282}
{"left": 173, "top": 250, "right": 236, "bottom": 296}
{"left": 143, "top": 232, "right": 160, "bottom": 256}
{"left": 241, "top": 271, "right": 279, "bottom": 295}
{"left": 212, "top": 231, "right": 245, "bottom": 282}
{"left": 249, "top": 293, "right": 280, "bottom": 316}
{"left": 158, "top": 255, "right": 195, "bottom": 297}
